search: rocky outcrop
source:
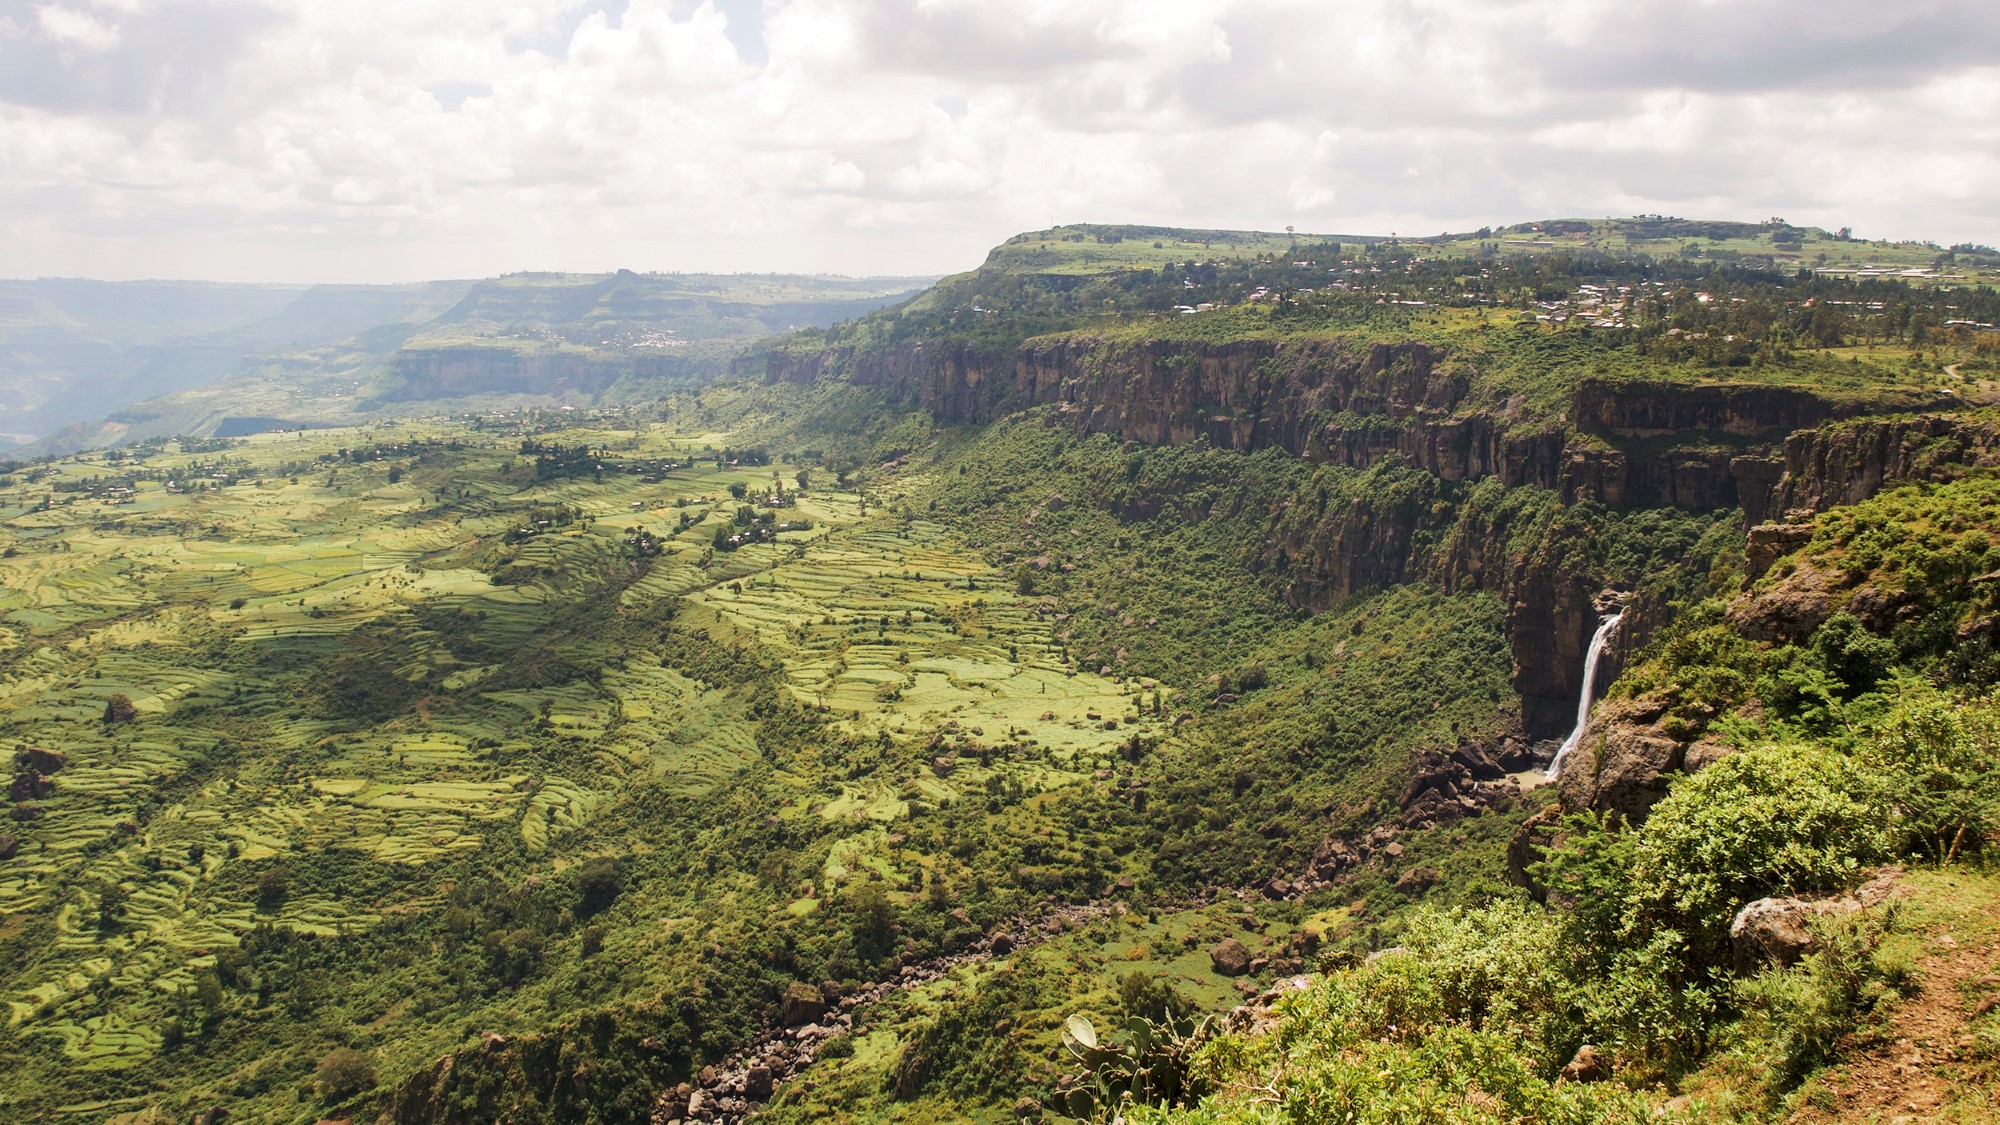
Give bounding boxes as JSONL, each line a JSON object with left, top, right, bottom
{"left": 1553, "top": 697, "right": 1697, "bottom": 824}
{"left": 1727, "top": 561, "right": 1840, "bottom": 643}
{"left": 1573, "top": 378, "right": 1939, "bottom": 440}
{"left": 1729, "top": 868, "right": 1906, "bottom": 974}
{"left": 1738, "top": 412, "right": 2000, "bottom": 526}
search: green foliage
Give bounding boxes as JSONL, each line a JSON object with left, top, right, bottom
{"left": 1857, "top": 688, "right": 2000, "bottom": 863}
{"left": 1733, "top": 907, "right": 1916, "bottom": 1091}
{"left": 316, "top": 1045, "right": 377, "bottom": 1102}
{"left": 1627, "top": 745, "right": 1889, "bottom": 963}
{"left": 1057, "top": 1011, "right": 1212, "bottom": 1122}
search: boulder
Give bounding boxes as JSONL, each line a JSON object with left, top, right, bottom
{"left": 1209, "top": 938, "right": 1252, "bottom": 976}
{"left": 21, "top": 747, "right": 66, "bottom": 773}
{"left": 990, "top": 933, "right": 1015, "bottom": 955}
{"left": 1559, "top": 1044, "right": 1610, "bottom": 1083}
{"left": 744, "top": 1065, "right": 773, "bottom": 1100}
{"left": 1730, "top": 868, "right": 1906, "bottom": 974}
{"left": 0, "top": 834, "right": 16, "bottom": 860}
{"left": 780, "top": 981, "right": 825, "bottom": 1027}
{"left": 1729, "top": 897, "right": 1818, "bottom": 973}
{"left": 1554, "top": 697, "right": 1685, "bottom": 824}
{"left": 1728, "top": 562, "right": 1838, "bottom": 643}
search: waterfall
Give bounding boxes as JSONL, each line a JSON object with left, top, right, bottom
{"left": 1546, "top": 612, "right": 1623, "bottom": 779}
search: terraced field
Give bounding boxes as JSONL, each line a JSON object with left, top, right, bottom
{"left": 0, "top": 415, "right": 1153, "bottom": 1083}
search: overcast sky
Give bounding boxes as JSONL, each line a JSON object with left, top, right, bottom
{"left": 3, "top": 0, "right": 1997, "bottom": 283}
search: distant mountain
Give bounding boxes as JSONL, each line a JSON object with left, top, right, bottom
{"left": 5, "top": 272, "right": 932, "bottom": 458}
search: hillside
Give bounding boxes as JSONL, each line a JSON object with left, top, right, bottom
{"left": 1, "top": 220, "right": 1999, "bottom": 1125}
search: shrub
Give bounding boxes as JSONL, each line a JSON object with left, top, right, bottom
{"left": 315, "top": 1046, "right": 376, "bottom": 1102}
{"left": 1627, "top": 744, "right": 1889, "bottom": 964}
{"left": 1734, "top": 906, "right": 1915, "bottom": 1090}
{"left": 577, "top": 857, "right": 625, "bottom": 917}
{"left": 1859, "top": 688, "right": 2000, "bottom": 863}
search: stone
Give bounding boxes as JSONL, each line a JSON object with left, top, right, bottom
{"left": 1730, "top": 869, "right": 1906, "bottom": 974}
{"left": 1728, "top": 561, "right": 1838, "bottom": 644}
{"left": 1554, "top": 697, "right": 1685, "bottom": 824}
{"left": 780, "top": 981, "right": 826, "bottom": 1026}
{"left": 990, "top": 934, "right": 1014, "bottom": 955}
{"left": 1730, "top": 897, "right": 1818, "bottom": 974}
{"left": 0, "top": 834, "right": 15, "bottom": 860}
{"left": 744, "top": 1065, "right": 773, "bottom": 1100}
{"left": 948, "top": 907, "right": 972, "bottom": 925}
{"left": 1560, "top": 1044, "right": 1610, "bottom": 1083}
{"left": 1209, "top": 938, "right": 1252, "bottom": 976}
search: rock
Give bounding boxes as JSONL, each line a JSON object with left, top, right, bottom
{"left": 1393, "top": 867, "right": 1439, "bottom": 894}
{"left": 21, "top": 747, "right": 66, "bottom": 773}
{"left": 1363, "top": 946, "right": 1410, "bottom": 966}
{"left": 1504, "top": 805, "right": 1564, "bottom": 898}
{"left": 8, "top": 771, "right": 54, "bottom": 802}
{"left": 780, "top": 981, "right": 826, "bottom": 1026}
{"left": 1730, "top": 897, "right": 1818, "bottom": 974}
{"left": 1210, "top": 938, "right": 1253, "bottom": 976}
{"left": 990, "top": 933, "right": 1015, "bottom": 955}
{"left": 1728, "top": 561, "right": 1838, "bottom": 643}
{"left": 686, "top": 1089, "right": 714, "bottom": 1121}
{"left": 1682, "top": 738, "right": 1732, "bottom": 774}
{"left": 192, "top": 1110, "right": 230, "bottom": 1125}
{"left": 1248, "top": 957, "right": 1269, "bottom": 974}
{"left": 1560, "top": 1044, "right": 1610, "bottom": 1083}
{"left": 1114, "top": 875, "right": 1135, "bottom": 892}
{"left": 948, "top": 907, "right": 972, "bottom": 925}
{"left": 0, "top": 834, "right": 15, "bottom": 860}
{"left": 1743, "top": 523, "right": 1816, "bottom": 580}
{"left": 1730, "top": 869, "right": 1907, "bottom": 974}
{"left": 1554, "top": 697, "right": 1686, "bottom": 824}
{"left": 1263, "top": 878, "right": 1291, "bottom": 899}
{"left": 1448, "top": 740, "right": 1505, "bottom": 780}
{"left": 1014, "top": 1095, "right": 1044, "bottom": 1120}
{"left": 744, "top": 1065, "right": 773, "bottom": 1100}
{"left": 1382, "top": 842, "right": 1404, "bottom": 858}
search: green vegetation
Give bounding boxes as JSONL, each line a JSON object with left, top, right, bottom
{"left": 5, "top": 219, "right": 2000, "bottom": 1124}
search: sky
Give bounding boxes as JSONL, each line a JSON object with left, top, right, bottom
{"left": 2, "top": 0, "right": 1997, "bottom": 283}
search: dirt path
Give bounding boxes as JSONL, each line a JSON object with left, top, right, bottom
{"left": 1789, "top": 905, "right": 2000, "bottom": 1124}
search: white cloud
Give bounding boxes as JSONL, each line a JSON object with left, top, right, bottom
{"left": 35, "top": 4, "right": 119, "bottom": 50}
{"left": 0, "top": 0, "right": 1994, "bottom": 282}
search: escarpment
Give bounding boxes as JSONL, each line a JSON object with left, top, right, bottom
{"left": 773, "top": 336, "right": 1946, "bottom": 516}
{"left": 777, "top": 335, "right": 1966, "bottom": 739}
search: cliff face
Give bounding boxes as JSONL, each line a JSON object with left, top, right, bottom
{"left": 384, "top": 347, "right": 616, "bottom": 401}
{"left": 1736, "top": 412, "right": 2000, "bottom": 526}
{"left": 1569, "top": 378, "right": 1924, "bottom": 439}
{"left": 775, "top": 339, "right": 1940, "bottom": 516}
{"left": 775, "top": 336, "right": 1947, "bottom": 738}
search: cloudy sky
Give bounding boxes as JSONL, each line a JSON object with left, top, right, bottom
{"left": 3, "top": 0, "right": 1997, "bottom": 282}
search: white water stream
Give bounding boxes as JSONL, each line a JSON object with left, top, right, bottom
{"left": 1546, "top": 612, "right": 1623, "bottom": 779}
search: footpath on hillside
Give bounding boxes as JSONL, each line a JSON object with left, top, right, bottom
{"left": 1789, "top": 871, "right": 2000, "bottom": 1125}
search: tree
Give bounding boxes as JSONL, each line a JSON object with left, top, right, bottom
{"left": 577, "top": 857, "right": 625, "bottom": 917}
{"left": 315, "top": 1047, "right": 377, "bottom": 1102}
{"left": 102, "top": 694, "right": 137, "bottom": 725}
